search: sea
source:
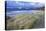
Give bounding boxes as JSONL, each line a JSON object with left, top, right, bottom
{"left": 6, "top": 9, "right": 32, "bottom": 16}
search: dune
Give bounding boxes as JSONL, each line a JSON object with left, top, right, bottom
{"left": 6, "top": 10, "right": 44, "bottom": 30}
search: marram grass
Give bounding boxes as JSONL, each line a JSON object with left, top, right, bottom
{"left": 6, "top": 11, "right": 44, "bottom": 30}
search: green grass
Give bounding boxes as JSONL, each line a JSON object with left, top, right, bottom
{"left": 7, "top": 11, "right": 44, "bottom": 30}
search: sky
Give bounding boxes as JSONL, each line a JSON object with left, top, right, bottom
{"left": 6, "top": 0, "right": 45, "bottom": 3}
{"left": 7, "top": 1, "right": 44, "bottom": 8}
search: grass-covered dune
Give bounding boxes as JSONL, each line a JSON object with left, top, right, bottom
{"left": 6, "top": 11, "right": 44, "bottom": 30}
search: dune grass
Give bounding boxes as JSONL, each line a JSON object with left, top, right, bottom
{"left": 6, "top": 11, "right": 44, "bottom": 30}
